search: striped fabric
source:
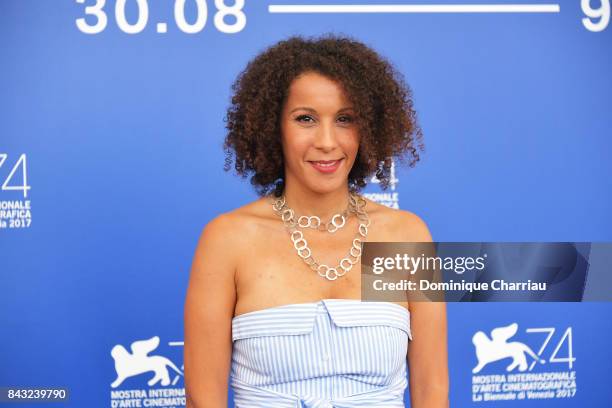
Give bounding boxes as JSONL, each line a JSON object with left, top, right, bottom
{"left": 230, "top": 298, "right": 412, "bottom": 407}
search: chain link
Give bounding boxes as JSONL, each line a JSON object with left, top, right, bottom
{"left": 273, "top": 194, "right": 352, "bottom": 232}
{"left": 271, "top": 192, "right": 369, "bottom": 281}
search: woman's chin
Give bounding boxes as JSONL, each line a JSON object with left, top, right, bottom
{"left": 305, "top": 177, "right": 349, "bottom": 194}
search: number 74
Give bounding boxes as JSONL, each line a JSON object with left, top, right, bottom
{"left": 0, "top": 154, "right": 31, "bottom": 198}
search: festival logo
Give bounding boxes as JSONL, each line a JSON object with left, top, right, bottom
{"left": 110, "top": 336, "right": 185, "bottom": 408}
{"left": 364, "top": 158, "right": 400, "bottom": 208}
{"left": 473, "top": 323, "right": 545, "bottom": 373}
{"left": 471, "top": 323, "right": 577, "bottom": 402}
{"left": 0, "top": 153, "right": 32, "bottom": 230}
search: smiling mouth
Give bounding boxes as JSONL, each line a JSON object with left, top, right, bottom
{"left": 308, "top": 158, "right": 344, "bottom": 173}
{"left": 308, "top": 158, "right": 343, "bottom": 165}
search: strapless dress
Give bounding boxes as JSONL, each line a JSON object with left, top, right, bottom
{"left": 230, "top": 298, "right": 412, "bottom": 407}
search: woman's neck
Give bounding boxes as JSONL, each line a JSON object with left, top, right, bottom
{"left": 281, "top": 183, "right": 352, "bottom": 220}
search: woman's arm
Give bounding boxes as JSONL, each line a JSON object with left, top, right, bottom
{"left": 397, "top": 211, "right": 450, "bottom": 408}
{"left": 184, "top": 214, "right": 237, "bottom": 408}
{"left": 408, "top": 301, "right": 449, "bottom": 408}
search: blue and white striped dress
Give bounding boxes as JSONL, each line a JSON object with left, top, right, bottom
{"left": 230, "top": 298, "right": 412, "bottom": 407}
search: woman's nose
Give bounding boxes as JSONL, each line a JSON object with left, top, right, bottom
{"left": 313, "top": 122, "right": 338, "bottom": 150}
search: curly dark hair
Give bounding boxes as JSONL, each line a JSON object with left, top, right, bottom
{"left": 222, "top": 33, "right": 424, "bottom": 197}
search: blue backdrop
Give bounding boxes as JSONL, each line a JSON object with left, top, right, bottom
{"left": 1, "top": 1, "right": 611, "bottom": 406}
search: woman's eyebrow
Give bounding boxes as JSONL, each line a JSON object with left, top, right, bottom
{"left": 289, "top": 107, "right": 317, "bottom": 114}
{"left": 289, "top": 106, "right": 354, "bottom": 114}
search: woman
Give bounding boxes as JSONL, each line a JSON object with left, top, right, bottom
{"left": 184, "top": 34, "right": 449, "bottom": 407}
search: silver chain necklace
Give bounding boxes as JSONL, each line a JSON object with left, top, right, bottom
{"left": 271, "top": 192, "right": 370, "bottom": 281}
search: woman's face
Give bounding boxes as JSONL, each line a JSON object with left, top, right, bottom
{"left": 279, "top": 71, "right": 360, "bottom": 194}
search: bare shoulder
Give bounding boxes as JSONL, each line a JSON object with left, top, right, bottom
{"left": 224, "top": 195, "right": 276, "bottom": 230}
{"left": 394, "top": 208, "right": 433, "bottom": 242}
{"left": 188, "top": 197, "right": 270, "bottom": 299}
{"left": 361, "top": 196, "right": 432, "bottom": 242}
{"left": 391, "top": 207, "right": 432, "bottom": 242}
{"left": 190, "top": 211, "right": 240, "bottom": 280}
{"left": 201, "top": 196, "right": 274, "bottom": 250}
{"left": 196, "top": 211, "right": 240, "bottom": 257}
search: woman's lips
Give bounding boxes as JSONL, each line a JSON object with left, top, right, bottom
{"left": 309, "top": 159, "right": 343, "bottom": 174}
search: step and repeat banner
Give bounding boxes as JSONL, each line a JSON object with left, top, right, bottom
{"left": 1, "top": 1, "right": 611, "bottom": 407}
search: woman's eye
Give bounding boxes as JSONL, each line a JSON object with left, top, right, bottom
{"left": 296, "top": 115, "right": 314, "bottom": 123}
{"left": 338, "top": 115, "right": 354, "bottom": 123}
